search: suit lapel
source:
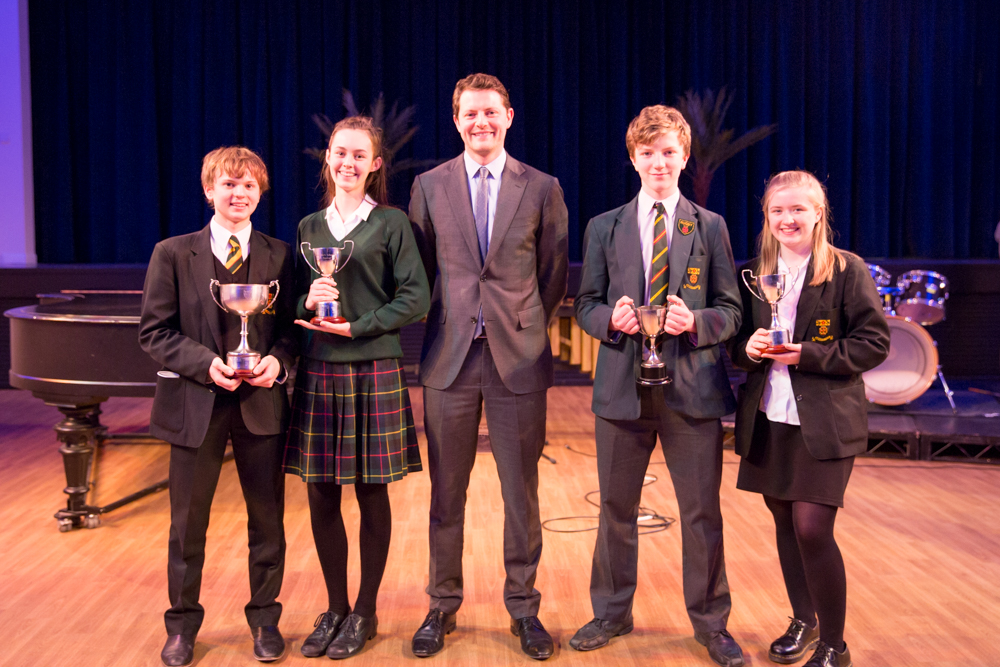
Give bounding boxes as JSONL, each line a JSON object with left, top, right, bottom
{"left": 191, "top": 225, "right": 225, "bottom": 354}
{"left": 442, "top": 156, "right": 483, "bottom": 267}
{"left": 247, "top": 230, "right": 269, "bottom": 286}
{"left": 668, "top": 196, "right": 698, "bottom": 297}
{"left": 614, "top": 195, "right": 646, "bottom": 305}
{"left": 482, "top": 156, "right": 527, "bottom": 273}
{"left": 794, "top": 260, "right": 822, "bottom": 342}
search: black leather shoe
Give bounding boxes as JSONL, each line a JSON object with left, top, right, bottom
{"left": 694, "top": 629, "right": 745, "bottom": 667}
{"left": 569, "top": 617, "right": 633, "bottom": 651}
{"left": 803, "top": 641, "right": 852, "bottom": 667}
{"left": 326, "top": 613, "right": 378, "bottom": 659}
{"left": 301, "top": 610, "right": 348, "bottom": 658}
{"left": 769, "top": 618, "right": 819, "bottom": 664}
{"left": 161, "top": 634, "right": 196, "bottom": 667}
{"left": 510, "top": 616, "right": 554, "bottom": 660}
{"left": 412, "top": 609, "right": 457, "bottom": 658}
{"left": 251, "top": 625, "right": 286, "bottom": 662}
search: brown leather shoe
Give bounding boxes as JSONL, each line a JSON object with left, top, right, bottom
{"left": 694, "top": 629, "right": 745, "bottom": 667}
{"left": 803, "top": 641, "right": 852, "bottom": 667}
{"left": 510, "top": 616, "right": 554, "bottom": 660}
{"left": 411, "top": 609, "right": 456, "bottom": 658}
{"left": 161, "top": 634, "right": 196, "bottom": 667}
{"left": 569, "top": 617, "right": 634, "bottom": 651}
{"left": 769, "top": 618, "right": 819, "bottom": 664}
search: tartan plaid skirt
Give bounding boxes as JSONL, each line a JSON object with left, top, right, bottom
{"left": 284, "top": 356, "right": 422, "bottom": 484}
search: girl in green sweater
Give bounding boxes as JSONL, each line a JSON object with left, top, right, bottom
{"left": 285, "top": 115, "right": 430, "bottom": 659}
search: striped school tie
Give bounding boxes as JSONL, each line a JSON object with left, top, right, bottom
{"left": 225, "top": 235, "right": 243, "bottom": 274}
{"left": 648, "top": 202, "right": 669, "bottom": 305}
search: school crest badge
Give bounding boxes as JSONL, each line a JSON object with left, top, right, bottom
{"left": 811, "top": 318, "right": 833, "bottom": 342}
{"left": 688, "top": 267, "right": 701, "bottom": 285}
{"left": 677, "top": 219, "right": 695, "bottom": 236}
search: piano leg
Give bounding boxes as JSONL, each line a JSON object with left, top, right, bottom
{"left": 49, "top": 401, "right": 102, "bottom": 532}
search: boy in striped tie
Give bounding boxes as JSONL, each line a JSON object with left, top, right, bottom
{"left": 572, "top": 106, "right": 744, "bottom": 666}
{"left": 140, "top": 146, "right": 297, "bottom": 666}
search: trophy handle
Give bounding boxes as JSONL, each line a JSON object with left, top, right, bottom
{"left": 209, "top": 279, "right": 228, "bottom": 312}
{"left": 263, "top": 280, "right": 280, "bottom": 312}
{"left": 299, "top": 241, "right": 322, "bottom": 276}
{"left": 741, "top": 269, "right": 764, "bottom": 302}
{"left": 334, "top": 240, "right": 354, "bottom": 273}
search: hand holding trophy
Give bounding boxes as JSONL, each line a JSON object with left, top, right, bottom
{"left": 741, "top": 269, "right": 791, "bottom": 354}
{"left": 300, "top": 241, "right": 354, "bottom": 324}
{"left": 631, "top": 303, "right": 672, "bottom": 385}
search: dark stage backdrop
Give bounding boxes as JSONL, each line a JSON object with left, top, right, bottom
{"left": 29, "top": 0, "right": 1000, "bottom": 264}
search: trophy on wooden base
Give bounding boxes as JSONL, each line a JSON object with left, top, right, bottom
{"left": 300, "top": 241, "right": 354, "bottom": 324}
{"left": 632, "top": 304, "right": 672, "bottom": 386}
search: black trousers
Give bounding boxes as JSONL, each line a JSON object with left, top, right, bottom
{"left": 423, "top": 339, "right": 547, "bottom": 619}
{"left": 164, "top": 393, "right": 286, "bottom": 635}
{"left": 590, "top": 386, "right": 731, "bottom": 634}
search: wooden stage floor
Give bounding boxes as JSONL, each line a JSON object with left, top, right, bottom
{"left": 1, "top": 387, "right": 999, "bottom": 667}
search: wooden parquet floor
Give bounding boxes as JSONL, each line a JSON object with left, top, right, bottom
{"left": 1, "top": 387, "right": 999, "bottom": 667}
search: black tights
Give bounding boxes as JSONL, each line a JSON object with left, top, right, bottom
{"left": 307, "top": 482, "right": 391, "bottom": 618}
{"left": 764, "top": 496, "right": 847, "bottom": 651}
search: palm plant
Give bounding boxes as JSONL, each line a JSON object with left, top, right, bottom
{"left": 305, "top": 89, "right": 441, "bottom": 177}
{"left": 675, "top": 87, "right": 777, "bottom": 207}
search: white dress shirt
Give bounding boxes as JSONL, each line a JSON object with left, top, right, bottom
{"left": 209, "top": 217, "right": 252, "bottom": 265}
{"left": 761, "top": 254, "right": 811, "bottom": 425}
{"left": 636, "top": 189, "right": 680, "bottom": 305}
{"left": 326, "top": 195, "right": 377, "bottom": 241}
{"left": 464, "top": 149, "right": 506, "bottom": 249}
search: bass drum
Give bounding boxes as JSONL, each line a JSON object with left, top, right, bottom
{"left": 862, "top": 316, "right": 938, "bottom": 405}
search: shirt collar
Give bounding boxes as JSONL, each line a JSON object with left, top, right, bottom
{"left": 326, "top": 194, "right": 378, "bottom": 226}
{"left": 778, "top": 253, "right": 812, "bottom": 284}
{"left": 637, "top": 188, "right": 681, "bottom": 221}
{"left": 464, "top": 149, "right": 507, "bottom": 181}
{"left": 209, "top": 217, "right": 252, "bottom": 256}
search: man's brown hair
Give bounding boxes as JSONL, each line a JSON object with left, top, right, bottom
{"left": 200, "top": 146, "right": 270, "bottom": 206}
{"left": 452, "top": 73, "right": 511, "bottom": 117}
{"left": 625, "top": 105, "right": 692, "bottom": 157}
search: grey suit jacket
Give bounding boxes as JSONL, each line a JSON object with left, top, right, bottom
{"left": 575, "top": 194, "right": 741, "bottom": 420}
{"left": 138, "top": 226, "right": 297, "bottom": 448}
{"left": 409, "top": 153, "right": 569, "bottom": 394}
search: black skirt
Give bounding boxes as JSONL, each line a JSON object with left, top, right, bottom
{"left": 736, "top": 413, "right": 854, "bottom": 507}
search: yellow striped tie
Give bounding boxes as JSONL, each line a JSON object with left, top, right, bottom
{"left": 648, "top": 202, "right": 669, "bottom": 305}
{"left": 225, "top": 235, "right": 243, "bottom": 274}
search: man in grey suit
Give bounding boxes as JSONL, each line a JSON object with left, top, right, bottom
{"left": 408, "top": 73, "right": 568, "bottom": 661}
{"left": 572, "top": 106, "right": 744, "bottom": 666}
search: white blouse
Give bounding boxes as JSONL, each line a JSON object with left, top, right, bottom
{"left": 760, "top": 254, "right": 811, "bottom": 425}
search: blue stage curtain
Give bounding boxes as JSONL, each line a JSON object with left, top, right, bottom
{"left": 29, "top": 0, "right": 1000, "bottom": 263}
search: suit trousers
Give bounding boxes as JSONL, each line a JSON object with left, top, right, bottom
{"left": 165, "top": 391, "right": 286, "bottom": 635}
{"left": 591, "top": 386, "right": 731, "bottom": 633}
{"left": 423, "top": 339, "right": 546, "bottom": 619}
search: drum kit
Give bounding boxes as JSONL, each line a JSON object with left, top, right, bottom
{"left": 861, "top": 264, "right": 956, "bottom": 412}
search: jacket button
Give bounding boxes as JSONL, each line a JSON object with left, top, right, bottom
{"left": 480, "top": 275, "right": 486, "bottom": 282}
{"left": 796, "top": 395, "right": 803, "bottom": 402}
{"left": 470, "top": 317, "right": 477, "bottom": 323}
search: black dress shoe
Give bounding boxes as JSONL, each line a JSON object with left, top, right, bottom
{"left": 412, "top": 609, "right": 457, "bottom": 658}
{"left": 804, "top": 641, "right": 852, "bottom": 667}
{"left": 251, "top": 625, "right": 286, "bottom": 662}
{"left": 326, "top": 613, "right": 378, "bottom": 659}
{"left": 694, "top": 629, "right": 745, "bottom": 667}
{"left": 161, "top": 634, "right": 196, "bottom": 667}
{"left": 769, "top": 618, "right": 819, "bottom": 664}
{"left": 510, "top": 616, "right": 554, "bottom": 660}
{"left": 569, "top": 617, "right": 634, "bottom": 651}
{"left": 301, "top": 610, "right": 349, "bottom": 658}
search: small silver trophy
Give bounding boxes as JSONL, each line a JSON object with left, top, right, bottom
{"left": 300, "top": 241, "right": 354, "bottom": 324}
{"left": 209, "top": 280, "right": 279, "bottom": 376}
{"left": 631, "top": 304, "right": 672, "bottom": 385}
{"left": 741, "top": 269, "right": 791, "bottom": 354}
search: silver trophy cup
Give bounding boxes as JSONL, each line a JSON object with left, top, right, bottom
{"left": 300, "top": 241, "right": 354, "bottom": 324}
{"left": 209, "top": 280, "right": 279, "bottom": 376}
{"left": 632, "top": 304, "right": 672, "bottom": 385}
{"left": 741, "top": 269, "right": 791, "bottom": 353}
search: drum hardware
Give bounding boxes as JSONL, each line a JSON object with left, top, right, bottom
{"left": 895, "top": 269, "right": 950, "bottom": 326}
{"left": 970, "top": 387, "right": 1000, "bottom": 404}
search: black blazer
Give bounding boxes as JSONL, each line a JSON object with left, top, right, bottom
{"left": 728, "top": 253, "right": 890, "bottom": 460}
{"left": 138, "top": 225, "right": 297, "bottom": 449}
{"left": 575, "top": 194, "right": 742, "bottom": 420}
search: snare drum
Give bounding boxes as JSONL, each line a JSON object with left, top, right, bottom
{"left": 895, "top": 270, "right": 949, "bottom": 325}
{"left": 862, "top": 316, "right": 938, "bottom": 405}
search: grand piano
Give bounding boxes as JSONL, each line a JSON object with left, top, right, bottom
{"left": 6, "top": 290, "right": 164, "bottom": 531}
